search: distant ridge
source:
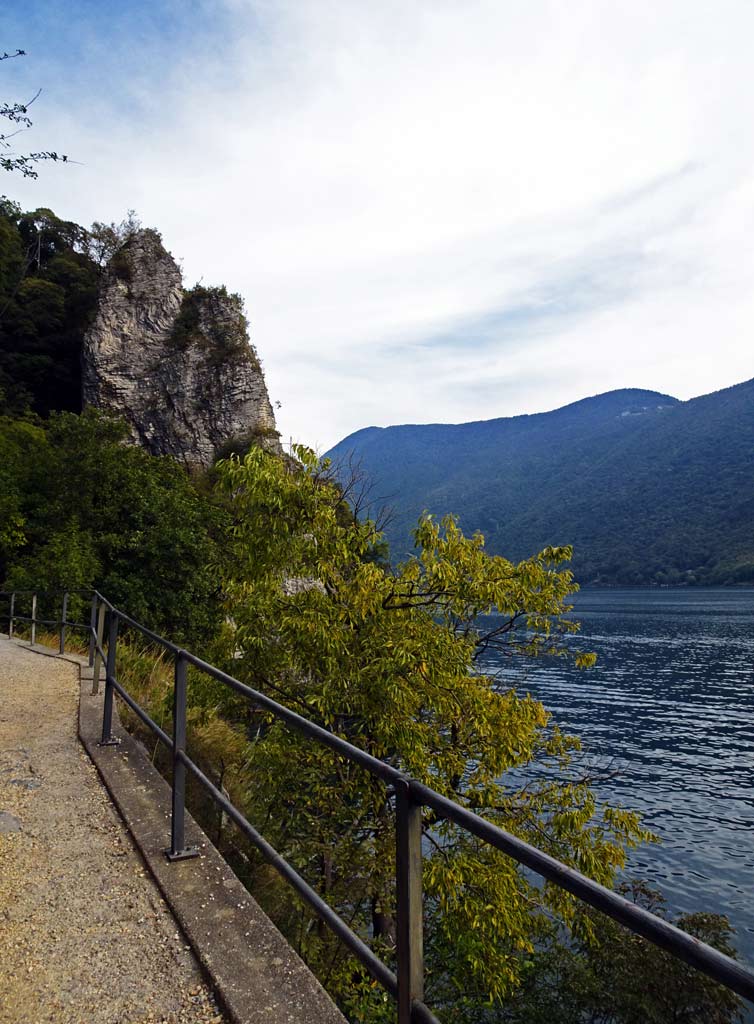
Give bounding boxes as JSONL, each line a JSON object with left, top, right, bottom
{"left": 326, "top": 379, "right": 754, "bottom": 585}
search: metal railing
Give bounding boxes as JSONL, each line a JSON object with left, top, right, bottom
{"left": 2, "top": 587, "right": 753, "bottom": 1022}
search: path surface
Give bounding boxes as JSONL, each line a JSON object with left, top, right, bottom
{"left": 0, "top": 635, "right": 226, "bottom": 1024}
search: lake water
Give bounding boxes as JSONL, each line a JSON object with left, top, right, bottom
{"left": 479, "top": 587, "right": 754, "bottom": 975}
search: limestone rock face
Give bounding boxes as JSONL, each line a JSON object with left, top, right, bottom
{"left": 82, "top": 229, "right": 280, "bottom": 466}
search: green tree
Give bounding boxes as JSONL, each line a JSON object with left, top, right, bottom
{"left": 0, "top": 202, "right": 100, "bottom": 415}
{"left": 83, "top": 210, "right": 141, "bottom": 267}
{"left": 495, "top": 882, "right": 742, "bottom": 1024}
{"left": 0, "top": 415, "right": 39, "bottom": 566}
{"left": 209, "top": 446, "right": 650, "bottom": 1020}
{"left": 1, "top": 409, "right": 226, "bottom": 644}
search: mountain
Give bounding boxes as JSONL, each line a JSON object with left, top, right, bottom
{"left": 326, "top": 380, "right": 754, "bottom": 585}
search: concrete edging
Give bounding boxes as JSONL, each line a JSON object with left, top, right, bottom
{"left": 15, "top": 639, "right": 346, "bottom": 1024}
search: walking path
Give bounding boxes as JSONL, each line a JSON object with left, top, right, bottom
{"left": 0, "top": 634, "right": 225, "bottom": 1024}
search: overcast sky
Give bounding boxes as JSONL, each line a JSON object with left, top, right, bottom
{"left": 4, "top": 0, "right": 754, "bottom": 449}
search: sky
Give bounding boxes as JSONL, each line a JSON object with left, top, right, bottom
{"left": 3, "top": 0, "right": 754, "bottom": 450}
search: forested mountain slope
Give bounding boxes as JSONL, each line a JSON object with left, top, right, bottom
{"left": 327, "top": 380, "right": 754, "bottom": 584}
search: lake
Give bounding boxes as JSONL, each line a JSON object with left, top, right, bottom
{"left": 479, "top": 587, "right": 754, "bottom": 975}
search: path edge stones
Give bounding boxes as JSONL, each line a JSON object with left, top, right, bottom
{"left": 13, "top": 639, "right": 346, "bottom": 1024}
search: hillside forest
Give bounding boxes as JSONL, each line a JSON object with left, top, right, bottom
{"left": 326, "top": 384, "right": 754, "bottom": 588}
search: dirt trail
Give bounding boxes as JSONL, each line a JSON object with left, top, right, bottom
{"left": 0, "top": 636, "right": 226, "bottom": 1024}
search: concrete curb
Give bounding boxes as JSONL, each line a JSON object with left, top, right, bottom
{"left": 13, "top": 639, "right": 346, "bottom": 1024}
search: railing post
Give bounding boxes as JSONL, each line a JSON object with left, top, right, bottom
{"left": 88, "top": 593, "right": 97, "bottom": 666}
{"left": 30, "top": 593, "right": 37, "bottom": 646}
{"left": 8, "top": 592, "right": 14, "bottom": 639}
{"left": 166, "top": 652, "right": 199, "bottom": 861}
{"left": 395, "top": 779, "right": 424, "bottom": 1024}
{"left": 100, "top": 612, "right": 120, "bottom": 746}
{"left": 92, "top": 601, "right": 106, "bottom": 696}
{"left": 59, "top": 591, "right": 68, "bottom": 654}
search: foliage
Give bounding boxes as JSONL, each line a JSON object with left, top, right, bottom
{"left": 211, "top": 424, "right": 282, "bottom": 464}
{"left": 326, "top": 381, "right": 754, "bottom": 586}
{"left": 493, "top": 882, "right": 743, "bottom": 1024}
{"left": 0, "top": 415, "right": 37, "bottom": 563}
{"left": 170, "top": 284, "right": 254, "bottom": 367}
{"left": 0, "top": 408, "right": 225, "bottom": 644}
{"left": 0, "top": 201, "right": 100, "bottom": 415}
{"left": 83, "top": 210, "right": 142, "bottom": 267}
{"left": 1, "top": 49, "right": 68, "bottom": 178}
{"left": 206, "top": 444, "right": 650, "bottom": 1019}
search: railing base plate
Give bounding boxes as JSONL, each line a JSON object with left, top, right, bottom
{"left": 98, "top": 737, "right": 121, "bottom": 747}
{"left": 165, "top": 847, "right": 200, "bottom": 862}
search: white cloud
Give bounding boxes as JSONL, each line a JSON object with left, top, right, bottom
{"left": 9, "top": 0, "right": 754, "bottom": 448}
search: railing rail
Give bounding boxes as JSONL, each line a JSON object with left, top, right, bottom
{"left": 1, "top": 587, "right": 753, "bottom": 1022}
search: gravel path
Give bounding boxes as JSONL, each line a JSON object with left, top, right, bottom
{"left": 0, "top": 636, "right": 226, "bottom": 1024}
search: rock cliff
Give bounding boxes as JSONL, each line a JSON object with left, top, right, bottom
{"left": 82, "top": 229, "right": 280, "bottom": 467}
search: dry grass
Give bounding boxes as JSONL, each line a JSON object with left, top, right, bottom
{"left": 10, "top": 626, "right": 89, "bottom": 657}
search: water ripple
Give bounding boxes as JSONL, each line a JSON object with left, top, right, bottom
{"left": 482, "top": 587, "right": 754, "bottom": 975}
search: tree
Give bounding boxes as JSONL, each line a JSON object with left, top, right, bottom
{"left": 494, "top": 882, "right": 743, "bottom": 1024}
{"left": 1, "top": 49, "right": 68, "bottom": 178}
{"left": 0, "top": 408, "right": 226, "bottom": 644}
{"left": 83, "top": 210, "right": 142, "bottom": 267}
{"left": 0, "top": 202, "right": 100, "bottom": 415}
{"left": 208, "top": 445, "right": 651, "bottom": 1020}
{"left": 0, "top": 415, "right": 38, "bottom": 568}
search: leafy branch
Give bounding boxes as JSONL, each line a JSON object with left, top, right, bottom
{"left": 1, "top": 47, "right": 68, "bottom": 177}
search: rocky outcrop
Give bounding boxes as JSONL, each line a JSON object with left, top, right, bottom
{"left": 82, "top": 229, "right": 280, "bottom": 467}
